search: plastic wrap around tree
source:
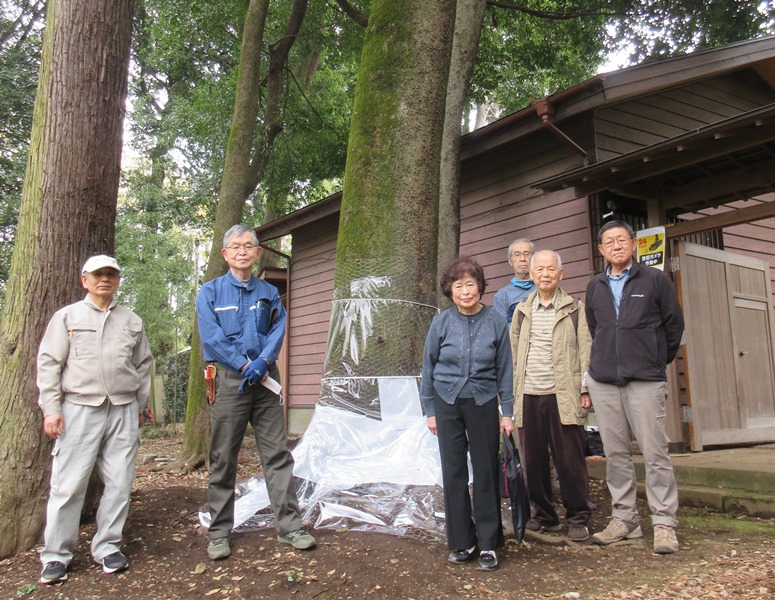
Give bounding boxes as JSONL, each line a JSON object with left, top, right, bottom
{"left": 320, "top": 261, "right": 438, "bottom": 418}
{"left": 199, "top": 260, "right": 451, "bottom": 541}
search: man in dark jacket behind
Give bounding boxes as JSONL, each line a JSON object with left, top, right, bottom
{"left": 585, "top": 221, "right": 684, "bottom": 555}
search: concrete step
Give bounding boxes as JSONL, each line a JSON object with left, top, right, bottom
{"left": 586, "top": 455, "right": 775, "bottom": 518}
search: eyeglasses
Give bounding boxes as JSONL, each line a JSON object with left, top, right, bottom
{"left": 225, "top": 244, "right": 258, "bottom": 253}
{"left": 511, "top": 251, "right": 532, "bottom": 258}
{"left": 601, "top": 237, "right": 633, "bottom": 249}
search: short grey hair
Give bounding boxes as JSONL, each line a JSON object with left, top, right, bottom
{"left": 530, "top": 249, "right": 563, "bottom": 270}
{"left": 507, "top": 238, "right": 535, "bottom": 259}
{"left": 597, "top": 220, "right": 634, "bottom": 244}
{"left": 223, "top": 224, "right": 259, "bottom": 248}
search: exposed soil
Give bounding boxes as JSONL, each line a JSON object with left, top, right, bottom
{"left": 1, "top": 429, "right": 774, "bottom": 600}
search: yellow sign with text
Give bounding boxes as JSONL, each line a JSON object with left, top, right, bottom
{"left": 636, "top": 226, "right": 666, "bottom": 271}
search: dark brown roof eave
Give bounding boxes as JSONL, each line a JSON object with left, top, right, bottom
{"left": 460, "top": 74, "right": 607, "bottom": 161}
{"left": 533, "top": 102, "right": 775, "bottom": 192}
{"left": 254, "top": 191, "right": 342, "bottom": 242}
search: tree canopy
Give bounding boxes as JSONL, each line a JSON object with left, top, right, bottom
{"left": 1, "top": 0, "right": 774, "bottom": 364}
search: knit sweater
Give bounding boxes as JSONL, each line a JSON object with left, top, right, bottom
{"left": 420, "top": 304, "right": 514, "bottom": 418}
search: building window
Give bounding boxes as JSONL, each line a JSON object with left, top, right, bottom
{"left": 589, "top": 192, "right": 647, "bottom": 274}
{"left": 589, "top": 192, "right": 724, "bottom": 274}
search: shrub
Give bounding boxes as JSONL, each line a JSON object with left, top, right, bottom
{"left": 157, "top": 349, "right": 190, "bottom": 424}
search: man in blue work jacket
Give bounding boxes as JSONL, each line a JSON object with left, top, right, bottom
{"left": 196, "top": 224, "right": 315, "bottom": 561}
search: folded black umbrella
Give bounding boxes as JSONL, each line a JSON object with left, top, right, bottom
{"left": 499, "top": 432, "right": 530, "bottom": 542}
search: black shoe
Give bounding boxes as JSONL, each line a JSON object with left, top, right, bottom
{"left": 97, "top": 551, "right": 129, "bottom": 574}
{"left": 447, "top": 546, "right": 477, "bottom": 564}
{"left": 40, "top": 561, "right": 68, "bottom": 584}
{"left": 476, "top": 550, "right": 498, "bottom": 571}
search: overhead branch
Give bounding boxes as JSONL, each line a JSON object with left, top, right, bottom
{"left": 485, "top": 0, "right": 618, "bottom": 20}
{"left": 246, "top": 0, "right": 309, "bottom": 196}
{"left": 0, "top": 0, "right": 45, "bottom": 48}
{"left": 332, "top": 0, "right": 368, "bottom": 27}
{"left": 285, "top": 65, "right": 338, "bottom": 133}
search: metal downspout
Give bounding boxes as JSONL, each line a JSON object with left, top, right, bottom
{"left": 533, "top": 97, "right": 590, "bottom": 159}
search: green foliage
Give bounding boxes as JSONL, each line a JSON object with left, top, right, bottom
{"left": 156, "top": 348, "right": 190, "bottom": 424}
{"left": 0, "top": 2, "right": 43, "bottom": 305}
{"left": 468, "top": 1, "right": 775, "bottom": 119}
{"left": 140, "top": 424, "right": 174, "bottom": 439}
{"left": 680, "top": 512, "right": 775, "bottom": 536}
{"left": 608, "top": 0, "right": 775, "bottom": 64}
{"left": 471, "top": 1, "right": 608, "bottom": 116}
{"left": 131, "top": 0, "right": 363, "bottom": 233}
{"left": 15, "top": 582, "right": 36, "bottom": 596}
{"left": 115, "top": 169, "right": 200, "bottom": 358}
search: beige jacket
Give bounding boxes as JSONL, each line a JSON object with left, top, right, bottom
{"left": 37, "top": 296, "right": 153, "bottom": 417}
{"left": 510, "top": 288, "right": 592, "bottom": 427}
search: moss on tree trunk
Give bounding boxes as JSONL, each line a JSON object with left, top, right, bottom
{"left": 327, "top": 0, "right": 456, "bottom": 387}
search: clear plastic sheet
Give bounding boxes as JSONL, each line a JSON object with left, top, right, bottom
{"left": 199, "top": 264, "right": 448, "bottom": 541}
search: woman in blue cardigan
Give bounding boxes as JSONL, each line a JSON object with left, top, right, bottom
{"left": 420, "top": 257, "right": 515, "bottom": 571}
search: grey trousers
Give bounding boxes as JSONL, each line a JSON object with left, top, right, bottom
{"left": 207, "top": 365, "right": 302, "bottom": 540}
{"left": 41, "top": 399, "right": 139, "bottom": 566}
{"left": 587, "top": 376, "right": 678, "bottom": 528}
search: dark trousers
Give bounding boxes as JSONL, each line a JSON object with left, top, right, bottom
{"left": 207, "top": 365, "right": 302, "bottom": 540}
{"left": 518, "top": 394, "right": 590, "bottom": 527}
{"left": 434, "top": 395, "right": 504, "bottom": 551}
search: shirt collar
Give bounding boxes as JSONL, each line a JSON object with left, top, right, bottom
{"left": 83, "top": 295, "right": 118, "bottom": 311}
{"left": 511, "top": 277, "right": 534, "bottom": 290}
{"left": 226, "top": 270, "right": 255, "bottom": 289}
{"left": 532, "top": 289, "right": 558, "bottom": 310}
{"left": 605, "top": 261, "right": 633, "bottom": 281}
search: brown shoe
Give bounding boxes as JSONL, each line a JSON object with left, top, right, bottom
{"left": 526, "top": 519, "right": 562, "bottom": 533}
{"left": 568, "top": 525, "right": 590, "bottom": 542}
{"left": 653, "top": 525, "right": 679, "bottom": 554}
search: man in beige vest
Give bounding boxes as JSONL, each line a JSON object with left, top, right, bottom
{"left": 510, "top": 250, "right": 592, "bottom": 542}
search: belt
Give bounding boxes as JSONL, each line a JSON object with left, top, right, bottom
{"left": 208, "top": 362, "right": 242, "bottom": 376}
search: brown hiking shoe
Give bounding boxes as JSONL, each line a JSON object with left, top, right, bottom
{"left": 591, "top": 517, "right": 643, "bottom": 545}
{"left": 568, "top": 525, "right": 590, "bottom": 542}
{"left": 653, "top": 525, "right": 679, "bottom": 554}
{"left": 526, "top": 519, "right": 562, "bottom": 533}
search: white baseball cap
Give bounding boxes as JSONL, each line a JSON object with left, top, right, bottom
{"left": 82, "top": 255, "right": 121, "bottom": 274}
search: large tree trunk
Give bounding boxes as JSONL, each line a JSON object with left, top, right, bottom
{"left": 180, "top": 0, "right": 309, "bottom": 469}
{"left": 0, "top": 0, "right": 133, "bottom": 558}
{"left": 437, "top": 0, "right": 487, "bottom": 304}
{"left": 322, "top": 0, "right": 455, "bottom": 405}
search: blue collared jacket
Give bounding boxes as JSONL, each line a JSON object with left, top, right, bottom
{"left": 196, "top": 271, "right": 286, "bottom": 373}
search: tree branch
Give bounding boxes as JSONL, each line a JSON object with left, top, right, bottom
{"left": 284, "top": 64, "right": 339, "bottom": 133}
{"left": 485, "top": 0, "right": 618, "bottom": 20}
{"left": 331, "top": 0, "right": 368, "bottom": 27}
{"left": 246, "top": 0, "right": 309, "bottom": 196}
{"left": 0, "top": 0, "right": 45, "bottom": 49}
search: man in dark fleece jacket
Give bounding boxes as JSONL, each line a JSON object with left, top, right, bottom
{"left": 585, "top": 221, "right": 684, "bottom": 555}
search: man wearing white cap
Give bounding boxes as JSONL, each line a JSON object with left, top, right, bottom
{"left": 36, "top": 255, "right": 153, "bottom": 584}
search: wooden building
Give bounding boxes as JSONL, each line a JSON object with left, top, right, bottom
{"left": 257, "top": 37, "right": 775, "bottom": 450}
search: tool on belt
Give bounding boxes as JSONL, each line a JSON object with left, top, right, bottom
{"left": 204, "top": 364, "right": 217, "bottom": 405}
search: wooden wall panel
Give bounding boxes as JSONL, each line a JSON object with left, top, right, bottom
{"left": 682, "top": 195, "right": 775, "bottom": 296}
{"left": 596, "top": 72, "right": 775, "bottom": 161}
{"left": 459, "top": 129, "right": 595, "bottom": 307}
{"left": 723, "top": 217, "right": 775, "bottom": 297}
{"left": 286, "top": 213, "right": 339, "bottom": 408}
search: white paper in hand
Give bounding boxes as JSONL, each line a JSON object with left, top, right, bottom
{"left": 261, "top": 376, "right": 282, "bottom": 395}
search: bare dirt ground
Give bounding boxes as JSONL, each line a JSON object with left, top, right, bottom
{"left": 1, "top": 428, "right": 774, "bottom": 600}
